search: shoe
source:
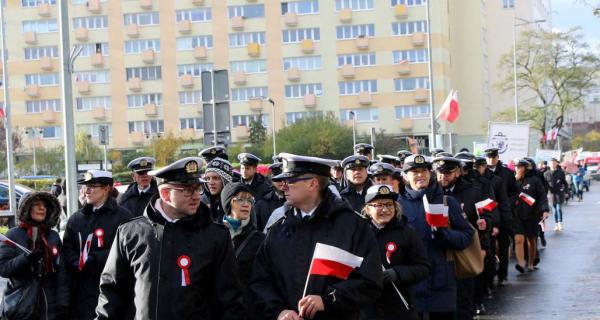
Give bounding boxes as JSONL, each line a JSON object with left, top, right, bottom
{"left": 541, "top": 237, "right": 547, "bottom": 247}
{"left": 558, "top": 222, "right": 563, "bottom": 231}
{"left": 533, "top": 257, "right": 540, "bottom": 266}
{"left": 554, "top": 224, "right": 560, "bottom": 232}
{"left": 515, "top": 264, "right": 525, "bottom": 274}
{"left": 497, "top": 279, "right": 505, "bottom": 287}
{"left": 476, "top": 303, "right": 486, "bottom": 315}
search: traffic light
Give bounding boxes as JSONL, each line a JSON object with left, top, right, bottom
{"left": 99, "top": 125, "right": 108, "bottom": 145}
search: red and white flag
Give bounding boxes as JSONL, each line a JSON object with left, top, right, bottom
{"left": 423, "top": 196, "right": 449, "bottom": 228}
{"left": 78, "top": 233, "right": 93, "bottom": 271}
{"left": 0, "top": 234, "right": 31, "bottom": 254}
{"left": 519, "top": 192, "right": 536, "bottom": 206}
{"left": 475, "top": 198, "right": 498, "bottom": 213}
{"left": 308, "top": 243, "right": 364, "bottom": 280}
{"left": 437, "top": 90, "right": 459, "bottom": 123}
{"left": 0, "top": 107, "right": 5, "bottom": 120}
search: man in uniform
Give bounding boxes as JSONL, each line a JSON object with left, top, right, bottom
{"left": 238, "top": 152, "right": 272, "bottom": 199}
{"left": 368, "top": 162, "right": 395, "bottom": 186}
{"left": 330, "top": 161, "right": 345, "bottom": 191}
{"left": 377, "top": 155, "right": 401, "bottom": 167}
{"left": 251, "top": 153, "right": 383, "bottom": 320}
{"left": 254, "top": 162, "right": 287, "bottom": 232}
{"left": 118, "top": 157, "right": 158, "bottom": 216}
{"left": 396, "top": 150, "right": 413, "bottom": 168}
{"left": 62, "top": 170, "right": 133, "bottom": 320}
{"left": 199, "top": 146, "right": 228, "bottom": 162}
{"left": 340, "top": 155, "right": 373, "bottom": 212}
{"left": 354, "top": 143, "right": 374, "bottom": 160}
{"left": 96, "top": 157, "right": 245, "bottom": 319}
{"left": 202, "top": 157, "right": 234, "bottom": 222}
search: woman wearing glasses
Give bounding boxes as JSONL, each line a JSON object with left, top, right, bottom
{"left": 221, "top": 182, "right": 265, "bottom": 320}
{"left": 361, "top": 185, "right": 430, "bottom": 320}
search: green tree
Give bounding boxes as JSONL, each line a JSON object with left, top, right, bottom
{"left": 572, "top": 130, "right": 600, "bottom": 150}
{"left": 248, "top": 114, "right": 267, "bottom": 145}
{"left": 496, "top": 28, "right": 600, "bottom": 148}
{"left": 146, "top": 132, "right": 185, "bottom": 166}
{"left": 75, "top": 130, "right": 102, "bottom": 163}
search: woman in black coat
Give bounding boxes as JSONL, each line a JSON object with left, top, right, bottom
{"left": 221, "top": 182, "right": 265, "bottom": 320}
{"left": 0, "top": 192, "right": 69, "bottom": 320}
{"left": 360, "top": 185, "right": 431, "bottom": 320}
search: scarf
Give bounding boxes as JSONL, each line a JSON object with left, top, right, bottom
{"left": 18, "top": 221, "right": 53, "bottom": 274}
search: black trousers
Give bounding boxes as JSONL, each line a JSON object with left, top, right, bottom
{"left": 456, "top": 277, "right": 475, "bottom": 320}
{"left": 497, "top": 226, "right": 512, "bottom": 280}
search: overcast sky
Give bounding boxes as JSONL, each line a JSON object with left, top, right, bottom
{"left": 551, "top": 0, "right": 600, "bottom": 51}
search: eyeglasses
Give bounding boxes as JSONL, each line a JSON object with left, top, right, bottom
{"left": 169, "top": 185, "right": 203, "bottom": 197}
{"left": 366, "top": 203, "right": 395, "bottom": 211}
{"left": 233, "top": 197, "right": 255, "bottom": 206}
{"left": 283, "top": 176, "right": 314, "bottom": 185}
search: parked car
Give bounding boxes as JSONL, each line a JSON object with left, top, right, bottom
{"left": 0, "top": 181, "right": 35, "bottom": 215}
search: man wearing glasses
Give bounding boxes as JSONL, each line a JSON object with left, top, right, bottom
{"left": 96, "top": 157, "right": 245, "bottom": 319}
{"left": 118, "top": 156, "right": 158, "bottom": 216}
{"left": 252, "top": 153, "right": 383, "bottom": 320}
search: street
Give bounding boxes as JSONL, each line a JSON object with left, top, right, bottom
{"left": 482, "top": 183, "right": 600, "bottom": 319}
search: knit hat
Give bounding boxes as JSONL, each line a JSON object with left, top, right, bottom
{"left": 205, "top": 158, "right": 234, "bottom": 185}
{"left": 220, "top": 182, "right": 253, "bottom": 216}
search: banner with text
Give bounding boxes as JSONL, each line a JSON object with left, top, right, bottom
{"left": 487, "top": 122, "right": 530, "bottom": 163}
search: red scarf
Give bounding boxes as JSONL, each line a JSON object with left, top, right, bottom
{"left": 18, "top": 222, "right": 53, "bottom": 274}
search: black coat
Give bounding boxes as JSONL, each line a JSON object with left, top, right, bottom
{"left": 117, "top": 179, "right": 158, "bottom": 217}
{"left": 62, "top": 197, "right": 133, "bottom": 320}
{"left": 251, "top": 190, "right": 384, "bottom": 320}
{"left": 243, "top": 173, "right": 272, "bottom": 200}
{"left": 202, "top": 193, "right": 227, "bottom": 223}
{"left": 340, "top": 180, "right": 373, "bottom": 212}
{"left": 253, "top": 190, "right": 286, "bottom": 232}
{"left": 544, "top": 168, "right": 568, "bottom": 203}
{"left": 95, "top": 195, "right": 245, "bottom": 320}
{"left": 482, "top": 169, "right": 512, "bottom": 229}
{"left": 361, "top": 216, "right": 430, "bottom": 320}
{"left": 515, "top": 173, "right": 549, "bottom": 221}
{"left": 490, "top": 162, "right": 519, "bottom": 227}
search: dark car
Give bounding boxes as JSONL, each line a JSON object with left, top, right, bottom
{"left": 0, "top": 181, "right": 35, "bottom": 214}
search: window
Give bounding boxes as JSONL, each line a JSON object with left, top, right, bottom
{"left": 176, "top": 8, "right": 212, "bottom": 22}
{"left": 336, "top": 24, "right": 375, "bottom": 40}
{"left": 127, "top": 93, "right": 162, "bottom": 108}
{"left": 22, "top": 19, "right": 57, "bottom": 33}
{"left": 22, "top": 0, "right": 56, "bottom": 8}
{"left": 285, "top": 111, "right": 323, "bottom": 125}
{"left": 24, "top": 46, "right": 59, "bottom": 60}
{"left": 177, "top": 63, "right": 213, "bottom": 77}
{"left": 230, "top": 60, "right": 267, "bottom": 74}
{"left": 232, "top": 114, "right": 269, "bottom": 128}
{"left": 123, "top": 12, "right": 160, "bottom": 26}
{"left": 335, "top": 0, "right": 374, "bottom": 11}
{"left": 394, "top": 104, "right": 431, "bottom": 119}
{"left": 390, "top": 0, "right": 427, "bottom": 6}
{"left": 338, "top": 80, "right": 377, "bottom": 95}
{"left": 26, "top": 99, "right": 60, "bottom": 113}
{"left": 75, "top": 70, "right": 110, "bottom": 84}
{"left": 72, "top": 0, "right": 106, "bottom": 4}
{"left": 178, "top": 91, "right": 202, "bottom": 105}
{"left": 502, "top": 0, "right": 515, "bottom": 8}
{"left": 340, "top": 108, "right": 379, "bottom": 122}
{"left": 76, "top": 96, "right": 111, "bottom": 111}
{"left": 392, "top": 49, "right": 429, "bottom": 63}
{"left": 128, "top": 120, "right": 164, "bottom": 134}
{"left": 180, "top": 118, "right": 204, "bottom": 131}
{"left": 228, "top": 32, "right": 266, "bottom": 47}
{"left": 228, "top": 4, "right": 265, "bottom": 18}
{"left": 77, "top": 42, "right": 109, "bottom": 57}
{"left": 78, "top": 124, "right": 112, "bottom": 138}
{"left": 282, "top": 28, "right": 320, "bottom": 43}
{"left": 41, "top": 126, "right": 61, "bottom": 139}
{"left": 125, "top": 66, "right": 162, "bottom": 80}
{"left": 72, "top": 16, "right": 108, "bottom": 29}
{"left": 281, "top": 0, "right": 319, "bottom": 15}
{"left": 284, "top": 83, "right": 323, "bottom": 98}
{"left": 394, "top": 77, "right": 429, "bottom": 91}
{"left": 176, "top": 35, "right": 213, "bottom": 50}
{"left": 125, "top": 39, "right": 160, "bottom": 54}
{"left": 392, "top": 21, "right": 428, "bottom": 35}
{"left": 283, "top": 56, "right": 321, "bottom": 71}
{"left": 337, "top": 52, "right": 376, "bottom": 67}
{"left": 25, "top": 73, "right": 59, "bottom": 86}
{"left": 231, "top": 87, "right": 268, "bottom": 101}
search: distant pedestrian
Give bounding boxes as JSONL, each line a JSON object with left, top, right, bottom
{"left": 118, "top": 157, "right": 158, "bottom": 216}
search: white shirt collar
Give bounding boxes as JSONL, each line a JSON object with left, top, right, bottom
{"left": 298, "top": 206, "right": 318, "bottom": 218}
{"left": 92, "top": 202, "right": 105, "bottom": 212}
{"left": 154, "top": 199, "right": 179, "bottom": 223}
{"left": 138, "top": 184, "right": 151, "bottom": 194}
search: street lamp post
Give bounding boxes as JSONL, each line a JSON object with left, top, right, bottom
{"left": 513, "top": 17, "right": 546, "bottom": 124}
{"left": 25, "top": 128, "right": 43, "bottom": 176}
{"left": 260, "top": 96, "right": 277, "bottom": 158}
{"left": 350, "top": 111, "right": 356, "bottom": 147}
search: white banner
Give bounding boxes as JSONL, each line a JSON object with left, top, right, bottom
{"left": 535, "top": 149, "right": 562, "bottom": 162}
{"left": 487, "top": 122, "right": 530, "bottom": 162}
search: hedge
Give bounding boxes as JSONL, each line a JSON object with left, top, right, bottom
{"left": 16, "top": 179, "right": 54, "bottom": 191}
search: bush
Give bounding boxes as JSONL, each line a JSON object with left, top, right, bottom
{"left": 16, "top": 179, "right": 54, "bottom": 191}
{"left": 112, "top": 171, "right": 134, "bottom": 184}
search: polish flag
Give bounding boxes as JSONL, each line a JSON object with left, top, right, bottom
{"left": 308, "top": 243, "right": 364, "bottom": 280}
{"left": 519, "top": 192, "right": 536, "bottom": 206}
{"left": 475, "top": 198, "right": 498, "bottom": 213}
{"left": 437, "top": 90, "right": 459, "bottom": 123}
{"left": 0, "top": 107, "right": 4, "bottom": 120}
{"left": 0, "top": 234, "right": 31, "bottom": 254}
{"left": 423, "top": 196, "right": 449, "bottom": 228}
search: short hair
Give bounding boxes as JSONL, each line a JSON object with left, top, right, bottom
{"left": 55, "top": 178, "right": 62, "bottom": 184}
{"left": 315, "top": 175, "right": 330, "bottom": 193}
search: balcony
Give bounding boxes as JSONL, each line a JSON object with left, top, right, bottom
{"left": 233, "top": 125, "right": 249, "bottom": 140}
{"left": 75, "top": 27, "right": 88, "bottom": 41}
{"left": 284, "top": 12, "right": 298, "bottom": 27}
{"left": 25, "top": 32, "right": 37, "bottom": 45}
{"left": 144, "top": 103, "right": 158, "bottom": 117}
{"left": 87, "top": 0, "right": 102, "bottom": 13}
{"left": 249, "top": 97, "right": 263, "bottom": 112}
{"left": 92, "top": 107, "right": 106, "bottom": 120}
{"left": 287, "top": 67, "right": 300, "bottom": 82}
{"left": 301, "top": 39, "right": 314, "bottom": 54}
{"left": 37, "top": 3, "right": 51, "bottom": 17}
{"left": 339, "top": 8, "right": 352, "bottom": 23}
{"left": 128, "top": 77, "right": 142, "bottom": 92}
{"left": 77, "top": 81, "right": 91, "bottom": 95}
{"left": 397, "top": 61, "right": 411, "bottom": 75}
{"left": 179, "top": 20, "right": 192, "bottom": 34}
{"left": 192, "top": 0, "right": 205, "bottom": 5}
{"left": 142, "top": 49, "right": 155, "bottom": 64}
{"left": 130, "top": 131, "right": 145, "bottom": 145}
{"left": 412, "top": 32, "right": 425, "bottom": 47}
{"left": 395, "top": 4, "right": 408, "bottom": 19}
{"left": 414, "top": 88, "right": 429, "bottom": 102}
{"left": 356, "top": 36, "right": 369, "bottom": 50}
{"left": 399, "top": 118, "right": 413, "bottom": 130}
{"left": 194, "top": 46, "right": 208, "bottom": 60}
{"left": 91, "top": 53, "right": 104, "bottom": 67}
{"left": 127, "top": 24, "right": 140, "bottom": 38}
{"left": 231, "top": 16, "right": 244, "bottom": 31}
{"left": 180, "top": 74, "right": 194, "bottom": 88}
{"left": 340, "top": 64, "right": 355, "bottom": 79}
{"left": 39, "top": 56, "right": 53, "bottom": 71}
{"left": 233, "top": 72, "right": 247, "bottom": 86}
{"left": 247, "top": 43, "right": 260, "bottom": 57}
{"left": 25, "top": 84, "right": 40, "bottom": 98}
{"left": 42, "top": 110, "right": 57, "bottom": 123}
{"left": 358, "top": 91, "right": 372, "bottom": 105}
{"left": 140, "top": 0, "right": 153, "bottom": 10}
{"left": 303, "top": 94, "right": 317, "bottom": 108}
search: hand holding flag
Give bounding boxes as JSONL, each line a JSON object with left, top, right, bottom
{"left": 423, "top": 196, "right": 449, "bottom": 228}
{"left": 475, "top": 198, "right": 498, "bottom": 214}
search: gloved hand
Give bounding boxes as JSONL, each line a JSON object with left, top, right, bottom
{"left": 27, "top": 249, "right": 44, "bottom": 264}
{"left": 382, "top": 268, "right": 397, "bottom": 283}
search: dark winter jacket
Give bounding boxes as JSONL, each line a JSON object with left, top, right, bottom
{"left": 515, "top": 173, "right": 549, "bottom": 221}
{"left": 253, "top": 190, "right": 286, "bottom": 232}
{"left": 62, "top": 197, "right": 133, "bottom": 320}
{"left": 397, "top": 182, "right": 474, "bottom": 313}
{"left": 489, "top": 162, "right": 519, "bottom": 228}
{"left": 340, "top": 179, "right": 373, "bottom": 212}
{"left": 361, "top": 216, "right": 430, "bottom": 320}
{"left": 242, "top": 173, "right": 272, "bottom": 200}
{"left": 0, "top": 192, "right": 69, "bottom": 320}
{"left": 482, "top": 169, "right": 512, "bottom": 229}
{"left": 544, "top": 167, "right": 568, "bottom": 204}
{"left": 95, "top": 195, "right": 245, "bottom": 320}
{"left": 202, "top": 193, "right": 226, "bottom": 223}
{"left": 251, "top": 189, "right": 384, "bottom": 320}
{"left": 117, "top": 179, "right": 158, "bottom": 217}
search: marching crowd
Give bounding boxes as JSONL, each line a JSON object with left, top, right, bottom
{"left": 0, "top": 143, "right": 581, "bottom": 320}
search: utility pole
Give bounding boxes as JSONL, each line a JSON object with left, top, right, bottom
{"left": 426, "top": 0, "right": 436, "bottom": 149}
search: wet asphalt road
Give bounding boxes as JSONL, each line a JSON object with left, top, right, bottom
{"left": 481, "top": 183, "right": 600, "bottom": 320}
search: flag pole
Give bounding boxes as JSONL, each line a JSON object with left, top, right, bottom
{"left": 302, "top": 245, "right": 318, "bottom": 298}
{"left": 381, "top": 265, "right": 409, "bottom": 309}
{"left": 0, "top": 235, "right": 32, "bottom": 254}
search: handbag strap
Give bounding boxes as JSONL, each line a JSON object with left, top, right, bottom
{"left": 235, "top": 230, "right": 258, "bottom": 258}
